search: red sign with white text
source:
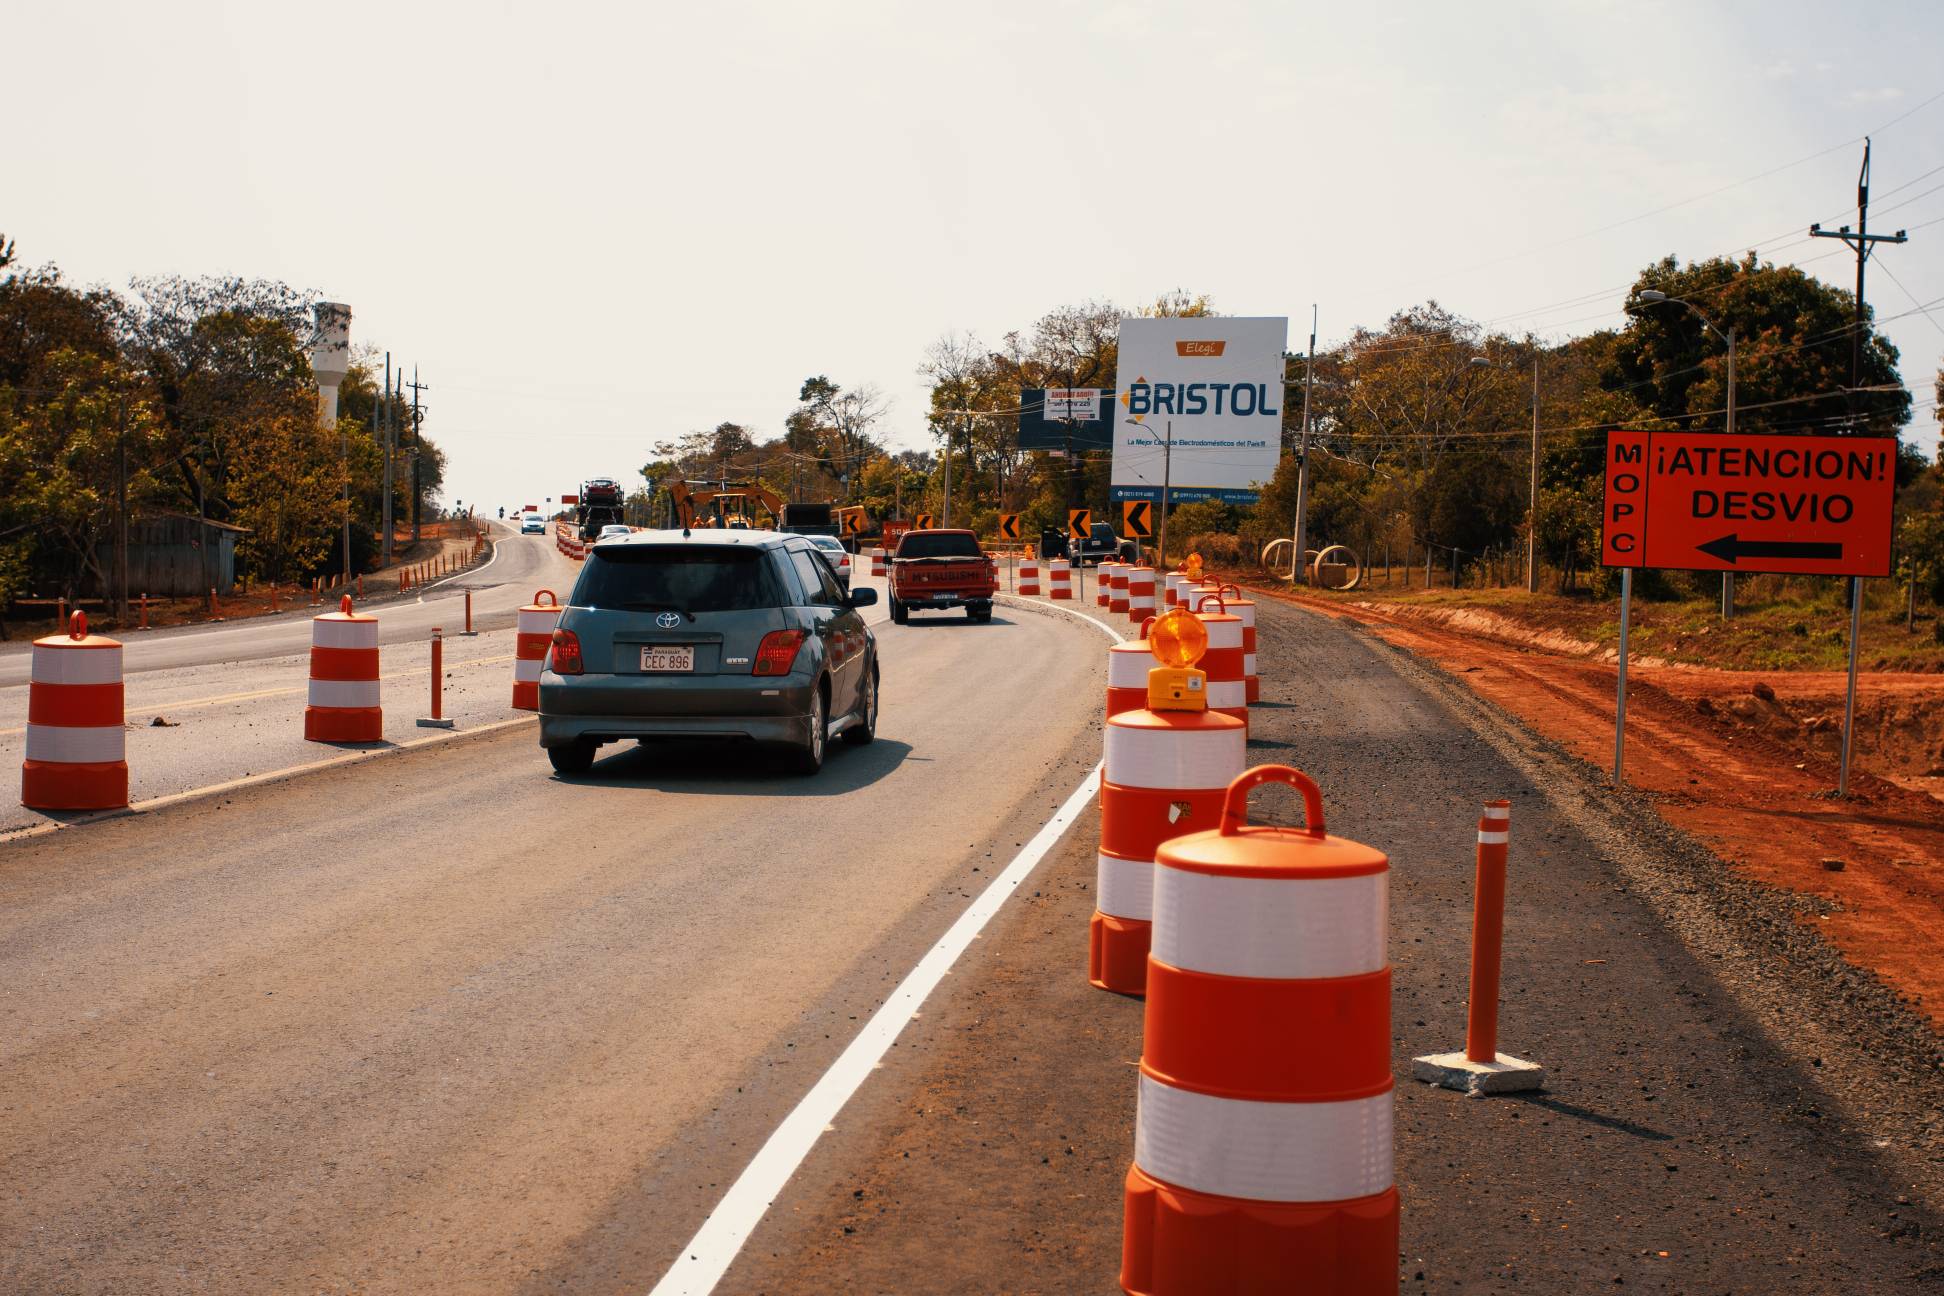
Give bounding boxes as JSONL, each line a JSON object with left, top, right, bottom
{"left": 1603, "top": 431, "right": 1896, "bottom": 577}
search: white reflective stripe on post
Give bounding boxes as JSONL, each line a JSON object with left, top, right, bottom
{"left": 1152, "top": 869, "right": 1386, "bottom": 979}
{"left": 1103, "top": 724, "right": 1246, "bottom": 790}
{"left": 1244, "top": 653, "right": 1258, "bottom": 675}
{"left": 1233, "top": 603, "right": 1256, "bottom": 627}
{"left": 1478, "top": 830, "right": 1509, "bottom": 844}
{"left": 517, "top": 609, "right": 561, "bottom": 634}
{"left": 24, "top": 723, "right": 126, "bottom": 764}
{"left": 1483, "top": 805, "right": 1510, "bottom": 822}
{"left": 30, "top": 645, "right": 124, "bottom": 685}
{"left": 514, "top": 658, "right": 545, "bottom": 683}
{"left": 312, "top": 619, "right": 380, "bottom": 650}
{"left": 1134, "top": 1075, "right": 1392, "bottom": 1204}
{"left": 1108, "top": 646, "right": 1154, "bottom": 688}
{"left": 308, "top": 679, "right": 381, "bottom": 708}
{"left": 1097, "top": 852, "right": 1154, "bottom": 921}
{"left": 1207, "top": 680, "right": 1247, "bottom": 709}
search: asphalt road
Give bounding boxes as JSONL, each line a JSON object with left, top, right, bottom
{"left": 0, "top": 522, "right": 573, "bottom": 689}
{"left": 725, "top": 592, "right": 1944, "bottom": 1294}
{"left": 0, "top": 594, "right": 1107, "bottom": 1294}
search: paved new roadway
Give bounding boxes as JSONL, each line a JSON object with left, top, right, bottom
{"left": 0, "top": 556, "right": 1107, "bottom": 1292}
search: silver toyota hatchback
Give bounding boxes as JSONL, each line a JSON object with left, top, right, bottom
{"left": 538, "top": 529, "right": 879, "bottom": 776}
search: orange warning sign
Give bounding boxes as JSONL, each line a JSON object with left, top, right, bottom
{"left": 1603, "top": 430, "right": 1897, "bottom": 577}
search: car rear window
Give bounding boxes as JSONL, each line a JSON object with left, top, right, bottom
{"left": 898, "top": 532, "right": 982, "bottom": 559}
{"left": 574, "top": 545, "right": 781, "bottom": 612}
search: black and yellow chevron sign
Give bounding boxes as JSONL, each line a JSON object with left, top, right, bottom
{"left": 914, "top": 512, "right": 934, "bottom": 530}
{"left": 1068, "top": 508, "right": 1092, "bottom": 540}
{"left": 998, "top": 513, "right": 1021, "bottom": 541}
{"left": 1122, "top": 499, "right": 1154, "bottom": 539}
{"left": 843, "top": 511, "right": 866, "bottom": 535}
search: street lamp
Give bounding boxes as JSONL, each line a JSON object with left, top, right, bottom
{"left": 1634, "top": 289, "right": 1738, "bottom": 617}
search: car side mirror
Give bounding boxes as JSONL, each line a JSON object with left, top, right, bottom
{"left": 847, "top": 586, "right": 878, "bottom": 608}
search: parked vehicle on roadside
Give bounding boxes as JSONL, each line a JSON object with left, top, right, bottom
{"left": 1075, "top": 521, "right": 1135, "bottom": 565}
{"left": 538, "top": 530, "right": 879, "bottom": 776}
{"left": 888, "top": 528, "right": 998, "bottom": 624}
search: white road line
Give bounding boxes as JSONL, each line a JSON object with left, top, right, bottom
{"left": 647, "top": 591, "right": 1122, "bottom": 1295}
{"left": 645, "top": 761, "right": 1104, "bottom": 1296}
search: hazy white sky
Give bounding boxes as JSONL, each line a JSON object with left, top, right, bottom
{"left": 10, "top": 0, "right": 1944, "bottom": 510}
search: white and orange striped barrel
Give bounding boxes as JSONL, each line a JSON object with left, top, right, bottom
{"left": 1109, "top": 565, "right": 1130, "bottom": 615}
{"left": 869, "top": 547, "right": 886, "bottom": 578}
{"left": 1191, "top": 581, "right": 1258, "bottom": 701}
{"left": 512, "top": 589, "right": 562, "bottom": 711}
{"left": 1106, "top": 637, "right": 1152, "bottom": 720}
{"left": 1018, "top": 559, "right": 1040, "bottom": 596}
{"left": 1048, "top": 558, "right": 1073, "bottom": 600}
{"left": 1123, "top": 765, "right": 1395, "bottom": 1294}
{"left": 21, "top": 612, "right": 127, "bottom": 811}
{"left": 1164, "top": 572, "right": 1193, "bottom": 610}
{"left": 1091, "top": 705, "right": 1246, "bottom": 997}
{"left": 1125, "top": 566, "right": 1157, "bottom": 624}
{"left": 1097, "top": 561, "right": 1119, "bottom": 607}
{"left": 304, "top": 595, "right": 381, "bottom": 743}
{"left": 1190, "top": 593, "right": 1248, "bottom": 729}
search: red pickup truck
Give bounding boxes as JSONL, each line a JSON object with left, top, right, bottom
{"left": 888, "top": 529, "right": 999, "bottom": 623}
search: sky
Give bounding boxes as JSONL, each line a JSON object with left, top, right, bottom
{"left": 10, "top": 0, "right": 1944, "bottom": 512}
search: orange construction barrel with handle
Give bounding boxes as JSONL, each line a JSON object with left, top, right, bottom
{"left": 1123, "top": 765, "right": 1396, "bottom": 1295}
{"left": 1097, "top": 561, "right": 1118, "bottom": 607}
{"left": 1190, "top": 593, "right": 1248, "bottom": 730}
{"left": 1109, "top": 564, "right": 1130, "bottom": 615}
{"left": 1048, "top": 558, "right": 1073, "bottom": 600}
{"left": 1125, "top": 566, "right": 1157, "bottom": 624}
{"left": 1093, "top": 608, "right": 1246, "bottom": 997}
{"left": 305, "top": 595, "right": 381, "bottom": 742}
{"left": 1018, "top": 558, "right": 1041, "bottom": 597}
{"left": 513, "top": 589, "right": 561, "bottom": 711}
{"left": 21, "top": 612, "right": 128, "bottom": 811}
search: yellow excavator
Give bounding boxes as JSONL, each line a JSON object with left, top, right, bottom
{"left": 664, "top": 478, "right": 785, "bottom": 531}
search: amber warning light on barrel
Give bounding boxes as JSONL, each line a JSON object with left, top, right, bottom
{"left": 1146, "top": 608, "right": 1208, "bottom": 711}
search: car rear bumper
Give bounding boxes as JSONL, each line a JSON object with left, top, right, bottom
{"left": 893, "top": 589, "right": 996, "bottom": 608}
{"left": 537, "top": 671, "right": 818, "bottom": 747}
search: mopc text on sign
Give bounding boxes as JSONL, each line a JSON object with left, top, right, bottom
{"left": 1603, "top": 430, "right": 1897, "bottom": 577}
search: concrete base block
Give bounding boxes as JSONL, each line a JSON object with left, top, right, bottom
{"left": 415, "top": 716, "right": 457, "bottom": 729}
{"left": 1411, "top": 1051, "right": 1545, "bottom": 1097}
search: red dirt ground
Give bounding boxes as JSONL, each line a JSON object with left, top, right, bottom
{"left": 1237, "top": 578, "right": 1944, "bottom": 1034}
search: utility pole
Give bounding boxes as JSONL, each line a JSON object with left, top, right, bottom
{"left": 408, "top": 369, "right": 428, "bottom": 543}
{"left": 1810, "top": 135, "right": 1909, "bottom": 798}
{"left": 1288, "top": 305, "right": 1318, "bottom": 582}
{"left": 115, "top": 392, "right": 129, "bottom": 625}
{"left": 1526, "top": 358, "right": 1540, "bottom": 592}
{"left": 382, "top": 355, "right": 395, "bottom": 565}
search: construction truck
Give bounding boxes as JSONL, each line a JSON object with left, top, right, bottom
{"left": 575, "top": 478, "right": 627, "bottom": 541}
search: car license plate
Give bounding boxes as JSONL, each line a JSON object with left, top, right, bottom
{"left": 640, "top": 645, "right": 694, "bottom": 672}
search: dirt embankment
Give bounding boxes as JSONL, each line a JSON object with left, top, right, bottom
{"left": 1229, "top": 576, "right": 1944, "bottom": 1036}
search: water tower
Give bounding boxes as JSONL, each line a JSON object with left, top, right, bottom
{"left": 310, "top": 301, "right": 351, "bottom": 427}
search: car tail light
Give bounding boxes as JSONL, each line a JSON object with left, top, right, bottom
{"left": 753, "top": 628, "right": 807, "bottom": 676}
{"left": 549, "top": 628, "right": 584, "bottom": 675}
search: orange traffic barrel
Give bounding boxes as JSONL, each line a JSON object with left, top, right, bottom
{"left": 1191, "top": 594, "right": 1248, "bottom": 729}
{"left": 1097, "top": 561, "right": 1118, "bottom": 607}
{"left": 1125, "top": 567, "right": 1156, "bottom": 624}
{"left": 1164, "top": 571, "right": 1193, "bottom": 609}
{"left": 1109, "top": 564, "right": 1130, "bottom": 615}
{"left": 1018, "top": 559, "right": 1041, "bottom": 596}
{"left": 513, "top": 589, "right": 561, "bottom": 711}
{"left": 1093, "top": 704, "right": 1246, "bottom": 996}
{"left": 869, "top": 547, "right": 886, "bottom": 577}
{"left": 1122, "top": 765, "right": 1395, "bottom": 1295}
{"left": 1048, "top": 558, "right": 1073, "bottom": 600}
{"left": 1106, "top": 634, "right": 1153, "bottom": 720}
{"left": 305, "top": 595, "right": 381, "bottom": 742}
{"left": 21, "top": 612, "right": 128, "bottom": 811}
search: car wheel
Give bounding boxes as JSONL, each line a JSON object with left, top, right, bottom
{"left": 789, "top": 683, "right": 828, "bottom": 774}
{"left": 968, "top": 602, "right": 992, "bottom": 623}
{"left": 843, "top": 662, "right": 878, "bottom": 746}
{"left": 547, "top": 738, "right": 597, "bottom": 775}
{"left": 890, "top": 599, "right": 909, "bottom": 625}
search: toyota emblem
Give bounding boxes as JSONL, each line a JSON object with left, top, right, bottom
{"left": 656, "top": 612, "right": 681, "bottom": 629}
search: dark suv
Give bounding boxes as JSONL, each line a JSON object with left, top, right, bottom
{"left": 538, "top": 530, "right": 879, "bottom": 775}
